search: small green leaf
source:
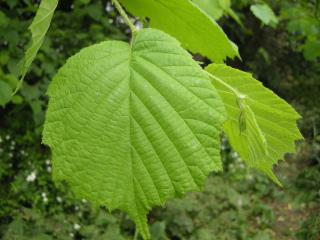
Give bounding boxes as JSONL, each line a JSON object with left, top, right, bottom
{"left": 11, "top": 95, "right": 23, "bottom": 105}
{"left": 206, "top": 64, "right": 303, "bottom": 185}
{"left": 119, "top": 0, "right": 239, "bottom": 62}
{"left": 224, "top": 7, "right": 243, "bottom": 26}
{"left": 43, "top": 28, "right": 226, "bottom": 239}
{"left": 15, "top": 0, "right": 58, "bottom": 93}
{"left": 150, "top": 221, "right": 167, "bottom": 240}
{"left": 303, "top": 37, "right": 320, "bottom": 61}
{"left": 250, "top": 4, "right": 278, "bottom": 27}
{"left": 0, "top": 80, "right": 12, "bottom": 107}
{"left": 0, "top": 11, "right": 9, "bottom": 28}
{"left": 6, "top": 0, "right": 18, "bottom": 9}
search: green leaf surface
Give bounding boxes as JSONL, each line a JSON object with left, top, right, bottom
{"left": 192, "top": 0, "right": 224, "bottom": 20}
{"left": 17, "top": 0, "right": 58, "bottom": 92}
{"left": 0, "top": 80, "right": 12, "bottom": 107}
{"left": 193, "top": 0, "right": 243, "bottom": 26}
{"left": 206, "top": 64, "right": 303, "bottom": 184}
{"left": 303, "top": 37, "right": 320, "bottom": 61}
{"left": 43, "top": 28, "right": 226, "bottom": 239}
{"left": 119, "top": 0, "right": 239, "bottom": 63}
{"left": 250, "top": 4, "right": 278, "bottom": 27}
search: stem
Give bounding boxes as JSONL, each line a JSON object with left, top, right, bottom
{"left": 133, "top": 228, "right": 139, "bottom": 240}
{"left": 207, "top": 71, "right": 248, "bottom": 134}
{"left": 12, "top": 77, "right": 24, "bottom": 96}
{"left": 112, "top": 0, "right": 137, "bottom": 32}
{"left": 207, "top": 72, "right": 242, "bottom": 98}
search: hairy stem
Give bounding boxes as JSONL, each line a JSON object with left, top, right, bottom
{"left": 133, "top": 228, "right": 139, "bottom": 240}
{"left": 112, "top": 0, "right": 137, "bottom": 32}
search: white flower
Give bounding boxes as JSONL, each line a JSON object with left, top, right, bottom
{"left": 5, "top": 135, "right": 10, "bottom": 140}
{"left": 20, "top": 149, "right": 28, "bottom": 156}
{"left": 26, "top": 171, "right": 37, "bottom": 182}
{"left": 47, "top": 166, "right": 52, "bottom": 173}
{"left": 56, "top": 196, "right": 62, "bottom": 203}
{"left": 105, "top": 2, "right": 113, "bottom": 12}
{"left": 41, "top": 192, "right": 48, "bottom": 203}
{"left": 81, "top": 199, "right": 87, "bottom": 204}
{"left": 45, "top": 159, "right": 51, "bottom": 165}
{"left": 69, "top": 233, "right": 74, "bottom": 238}
{"left": 237, "top": 197, "right": 243, "bottom": 207}
{"left": 231, "top": 152, "right": 238, "bottom": 158}
{"left": 117, "top": 16, "right": 125, "bottom": 24}
{"left": 134, "top": 21, "right": 143, "bottom": 30}
{"left": 246, "top": 174, "right": 254, "bottom": 181}
{"left": 73, "top": 223, "right": 81, "bottom": 231}
{"left": 238, "top": 163, "right": 245, "bottom": 169}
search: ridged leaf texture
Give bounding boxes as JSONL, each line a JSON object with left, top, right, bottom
{"left": 43, "top": 29, "right": 226, "bottom": 239}
{"left": 119, "top": 0, "right": 239, "bottom": 63}
{"left": 19, "top": 0, "right": 58, "bottom": 87}
{"left": 206, "top": 64, "right": 303, "bottom": 184}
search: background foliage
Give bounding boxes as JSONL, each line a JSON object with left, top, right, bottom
{"left": 0, "top": 0, "right": 319, "bottom": 239}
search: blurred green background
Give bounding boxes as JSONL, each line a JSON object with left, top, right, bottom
{"left": 0, "top": 0, "right": 319, "bottom": 239}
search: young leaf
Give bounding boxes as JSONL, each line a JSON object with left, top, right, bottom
{"left": 206, "top": 64, "right": 303, "bottom": 185}
{"left": 118, "top": 0, "right": 239, "bottom": 63}
{"left": 14, "top": 0, "right": 58, "bottom": 94}
{"left": 43, "top": 28, "right": 226, "bottom": 239}
{"left": 250, "top": 3, "right": 278, "bottom": 27}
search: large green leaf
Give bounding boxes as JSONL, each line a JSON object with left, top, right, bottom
{"left": 43, "top": 28, "right": 226, "bottom": 239}
{"left": 192, "top": 0, "right": 224, "bottom": 20}
{"left": 118, "top": 0, "right": 239, "bottom": 63}
{"left": 206, "top": 64, "right": 303, "bottom": 184}
{"left": 15, "top": 0, "right": 58, "bottom": 93}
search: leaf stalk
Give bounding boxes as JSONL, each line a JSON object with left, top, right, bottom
{"left": 207, "top": 72, "right": 243, "bottom": 98}
{"left": 112, "top": 0, "right": 137, "bottom": 32}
